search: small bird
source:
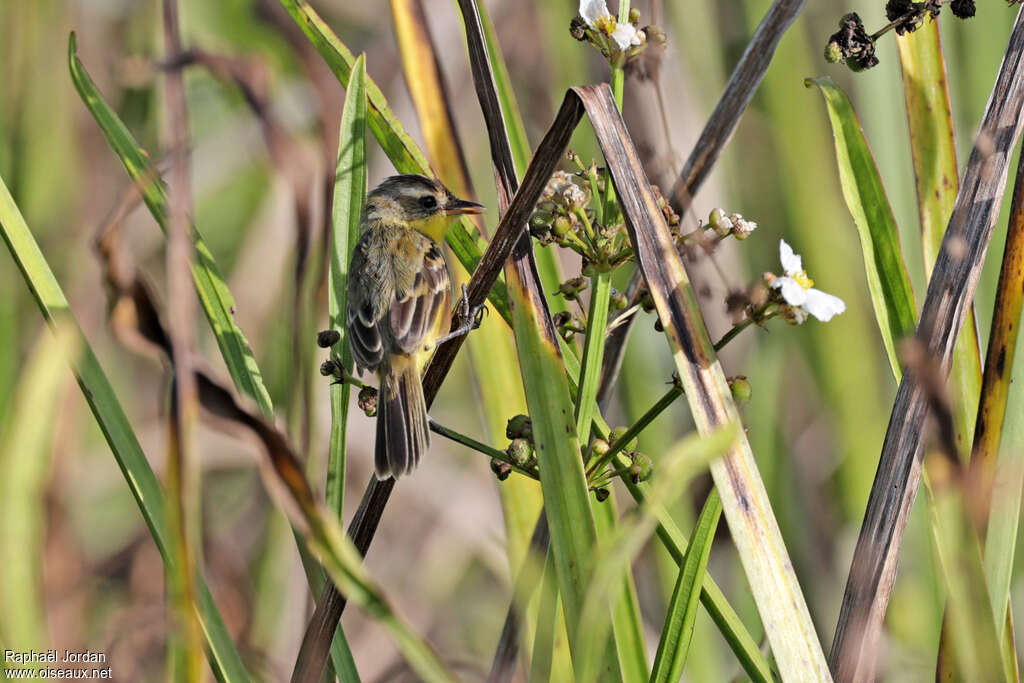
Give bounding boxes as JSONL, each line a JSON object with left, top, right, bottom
{"left": 347, "top": 174, "right": 484, "bottom": 479}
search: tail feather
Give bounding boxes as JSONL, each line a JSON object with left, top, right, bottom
{"left": 374, "top": 364, "right": 429, "bottom": 479}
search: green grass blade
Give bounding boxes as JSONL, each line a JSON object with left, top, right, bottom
{"left": 304, "top": 510, "right": 454, "bottom": 683}
{"left": 981, "top": 161, "right": 1024, "bottom": 648}
{"left": 530, "top": 549, "right": 574, "bottom": 682}
{"left": 896, "top": 19, "right": 983, "bottom": 452}
{"left": 474, "top": 0, "right": 565, "bottom": 312}
{"left": 506, "top": 260, "right": 610, "bottom": 673}
{"left": 276, "top": 0, "right": 511, "bottom": 323}
{"left": 322, "top": 52, "right": 367, "bottom": 683}
{"left": 927, "top": 481, "right": 1006, "bottom": 682}
{"left": 475, "top": 0, "right": 530, "bottom": 177}
{"left": 327, "top": 53, "right": 367, "bottom": 518}
{"left": 593, "top": 494, "right": 648, "bottom": 683}
{"left": 575, "top": 271, "right": 612, "bottom": 442}
{"left": 576, "top": 426, "right": 736, "bottom": 683}
{"left": 0, "top": 327, "right": 77, "bottom": 665}
{"left": 578, "top": 83, "right": 828, "bottom": 680}
{"left": 560, "top": 321, "right": 771, "bottom": 682}
{"left": 67, "top": 33, "right": 274, "bottom": 417}
{"left": 650, "top": 489, "right": 722, "bottom": 683}
{"left": 0, "top": 173, "right": 250, "bottom": 683}
{"left": 807, "top": 77, "right": 918, "bottom": 380}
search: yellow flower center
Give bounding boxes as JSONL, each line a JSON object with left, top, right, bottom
{"left": 792, "top": 269, "right": 814, "bottom": 290}
{"left": 595, "top": 14, "right": 617, "bottom": 35}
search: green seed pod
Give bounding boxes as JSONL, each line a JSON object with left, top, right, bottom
{"left": 591, "top": 438, "right": 610, "bottom": 457}
{"left": 609, "top": 426, "right": 629, "bottom": 444}
{"left": 630, "top": 453, "right": 653, "bottom": 483}
{"left": 609, "top": 289, "right": 628, "bottom": 310}
{"left": 729, "top": 376, "right": 752, "bottom": 404}
{"left": 552, "top": 215, "right": 572, "bottom": 238}
{"left": 506, "top": 439, "right": 533, "bottom": 468}
{"left": 317, "top": 329, "right": 341, "bottom": 348}
{"left": 558, "top": 276, "right": 588, "bottom": 300}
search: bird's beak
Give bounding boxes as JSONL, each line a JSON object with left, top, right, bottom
{"left": 445, "top": 198, "right": 485, "bottom": 215}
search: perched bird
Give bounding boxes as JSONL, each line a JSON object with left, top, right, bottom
{"left": 347, "top": 174, "right": 484, "bottom": 479}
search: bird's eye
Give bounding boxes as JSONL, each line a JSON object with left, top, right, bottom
{"left": 419, "top": 195, "right": 438, "bottom": 209}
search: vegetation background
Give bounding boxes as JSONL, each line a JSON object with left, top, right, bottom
{"left": 0, "top": 0, "right": 1020, "bottom": 680}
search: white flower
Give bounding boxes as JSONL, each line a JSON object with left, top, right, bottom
{"left": 580, "top": 0, "right": 610, "bottom": 26}
{"left": 771, "top": 239, "right": 846, "bottom": 322}
{"left": 610, "top": 23, "right": 643, "bottom": 49}
{"left": 579, "top": 0, "right": 643, "bottom": 50}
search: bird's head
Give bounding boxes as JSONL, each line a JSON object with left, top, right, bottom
{"left": 364, "top": 174, "right": 483, "bottom": 242}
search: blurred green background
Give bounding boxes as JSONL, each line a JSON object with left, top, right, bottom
{"left": 1, "top": 0, "right": 1020, "bottom": 680}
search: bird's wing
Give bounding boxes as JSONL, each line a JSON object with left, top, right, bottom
{"left": 347, "top": 233, "right": 450, "bottom": 371}
{"left": 389, "top": 243, "right": 450, "bottom": 355}
{"left": 347, "top": 236, "right": 387, "bottom": 371}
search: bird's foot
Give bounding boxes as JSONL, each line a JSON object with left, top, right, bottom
{"left": 428, "top": 285, "right": 487, "bottom": 349}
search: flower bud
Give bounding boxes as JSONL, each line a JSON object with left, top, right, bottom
{"left": 317, "top": 329, "right": 341, "bottom": 348}
{"left": 628, "top": 8, "right": 640, "bottom": 24}
{"left": 591, "top": 438, "right": 610, "bottom": 457}
{"left": 732, "top": 216, "right": 757, "bottom": 240}
{"left": 594, "top": 487, "right": 610, "bottom": 502}
{"left": 319, "top": 359, "right": 338, "bottom": 377}
{"left": 709, "top": 208, "right": 733, "bottom": 237}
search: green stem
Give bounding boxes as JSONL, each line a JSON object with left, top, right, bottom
{"left": 575, "top": 272, "right": 614, "bottom": 445}
{"left": 427, "top": 420, "right": 539, "bottom": 480}
{"left": 604, "top": 0, "right": 629, "bottom": 227}
{"left": 587, "top": 167, "right": 605, "bottom": 226}
{"left": 712, "top": 318, "right": 754, "bottom": 352}
{"left": 574, "top": 206, "right": 599, "bottom": 251}
{"left": 586, "top": 383, "right": 683, "bottom": 478}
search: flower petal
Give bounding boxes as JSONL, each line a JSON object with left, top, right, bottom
{"left": 610, "top": 22, "right": 642, "bottom": 49}
{"left": 773, "top": 277, "right": 808, "bottom": 306}
{"left": 778, "top": 239, "right": 802, "bottom": 276}
{"left": 803, "top": 288, "right": 846, "bottom": 322}
{"left": 580, "top": 0, "right": 609, "bottom": 25}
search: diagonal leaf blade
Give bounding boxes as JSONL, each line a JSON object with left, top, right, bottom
{"left": 807, "top": 77, "right": 918, "bottom": 379}
{"left": 0, "top": 172, "right": 250, "bottom": 683}
{"left": 650, "top": 489, "right": 722, "bottom": 683}
{"left": 276, "top": 0, "right": 511, "bottom": 323}
{"left": 68, "top": 33, "right": 274, "bottom": 417}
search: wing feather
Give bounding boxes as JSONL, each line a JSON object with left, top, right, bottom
{"left": 389, "top": 244, "right": 449, "bottom": 354}
{"left": 347, "top": 229, "right": 450, "bottom": 371}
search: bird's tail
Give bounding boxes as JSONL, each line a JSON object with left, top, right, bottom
{"left": 375, "top": 360, "right": 429, "bottom": 479}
